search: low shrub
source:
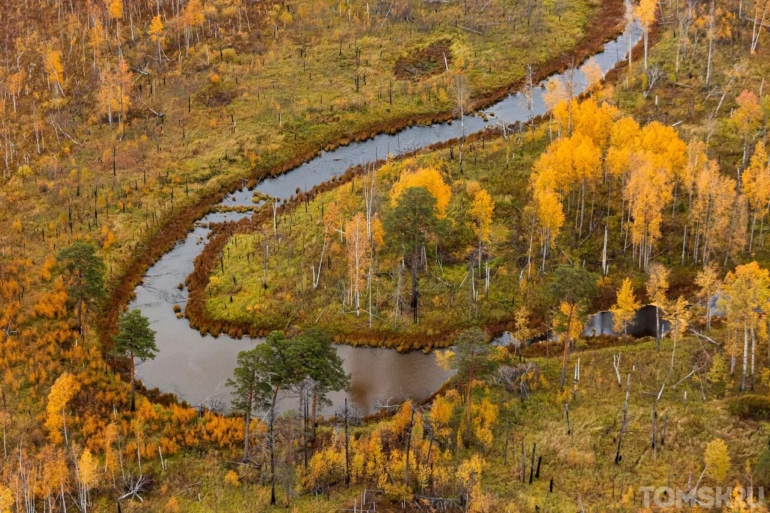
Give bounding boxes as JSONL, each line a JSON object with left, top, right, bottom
{"left": 729, "top": 395, "right": 770, "bottom": 420}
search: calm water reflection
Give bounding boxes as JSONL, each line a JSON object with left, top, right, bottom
{"left": 133, "top": 10, "right": 643, "bottom": 415}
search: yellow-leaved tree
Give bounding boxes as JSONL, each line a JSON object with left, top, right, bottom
{"left": 472, "top": 397, "right": 498, "bottom": 452}
{"left": 39, "top": 447, "right": 68, "bottom": 507}
{"left": 695, "top": 263, "right": 719, "bottom": 330}
{"left": 43, "top": 46, "right": 65, "bottom": 97}
{"left": 182, "top": 0, "right": 205, "bottom": 53}
{"left": 0, "top": 485, "right": 13, "bottom": 513}
{"left": 731, "top": 91, "right": 763, "bottom": 165}
{"left": 513, "top": 306, "right": 533, "bottom": 350}
{"left": 97, "top": 58, "right": 132, "bottom": 127}
{"left": 690, "top": 159, "right": 738, "bottom": 265}
{"left": 743, "top": 142, "right": 770, "bottom": 251}
{"left": 45, "top": 372, "right": 81, "bottom": 444}
{"left": 582, "top": 58, "right": 603, "bottom": 91}
{"left": 718, "top": 261, "right": 770, "bottom": 390}
{"left": 704, "top": 438, "right": 730, "bottom": 482}
{"left": 533, "top": 189, "right": 564, "bottom": 267}
{"left": 611, "top": 278, "right": 640, "bottom": 342}
{"left": 148, "top": 15, "right": 165, "bottom": 69}
{"left": 75, "top": 446, "right": 100, "bottom": 512}
{"left": 664, "top": 296, "right": 690, "bottom": 371}
{"left": 390, "top": 167, "right": 451, "bottom": 218}
{"left": 634, "top": 0, "right": 658, "bottom": 69}
{"left": 625, "top": 157, "right": 672, "bottom": 269}
{"left": 430, "top": 393, "right": 456, "bottom": 443}
{"left": 646, "top": 263, "right": 669, "bottom": 351}
{"left": 457, "top": 454, "right": 493, "bottom": 512}
{"left": 107, "top": 0, "right": 123, "bottom": 20}
{"left": 468, "top": 183, "right": 495, "bottom": 273}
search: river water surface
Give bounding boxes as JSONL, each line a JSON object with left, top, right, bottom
{"left": 132, "top": 11, "right": 644, "bottom": 415}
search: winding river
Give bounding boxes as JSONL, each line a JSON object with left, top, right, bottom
{"left": 131, "top": 11, "right": 644, "bottom": 415}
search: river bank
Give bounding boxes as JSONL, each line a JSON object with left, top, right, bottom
{"left": 182, "top": 8, "right": 643, "bottom": 352}
{"left": 98, "top": 0, "right": 627, "bottom": 360}
{"left": 125, "top": 1, "right": 643, "bottom": 414}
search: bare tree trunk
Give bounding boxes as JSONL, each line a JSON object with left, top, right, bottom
{"left": 751, "top": 327, "right": 756, "bottom": 390}
{"left": 344, "top": 399, "right": 350, "bottom": 487}
{"left": 404, "top": 406, "right": 415, "bottom": 485}
{"left": 602, "top": 225, "right": 608, "bottom": 275}
{"left": 270, "top": 387, "right": 279, "bottom": 505}
{"left": 706, "top": 14, "right": 714, "bottom": 88}
{"left": 311, "top": 391, "right": 318, "bottom": 442}
{"left": 730, "top": 329, "right": 737, "bottom": 375}
{"left": 243, "top": 393, "right": 252, "bottom": 459}
{"left": 464, "top": 366, "right": 474, "bottom": 448}
{"left": 410, "top": 248, "right": 419, "bottom": 323}
{"left": 741, "top": 322, "right": 749, "bottom": 391}
{"left": 130, "top": 351, "right": 136, "bottom": 412}
{"left": 615, "top": 374, "right": 631, "bottom": 464}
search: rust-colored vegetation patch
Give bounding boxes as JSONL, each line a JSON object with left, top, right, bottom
{"left": 393, "top": 39, "right": 453, "bottom": 80}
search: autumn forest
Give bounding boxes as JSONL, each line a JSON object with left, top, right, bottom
{"left": 1, "top": 0, "right": 770, "bottom": 510}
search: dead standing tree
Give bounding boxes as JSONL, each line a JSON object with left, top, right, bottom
{"left": 615, "top": 373, "right": 632, "bottom": 465}
{"left": 651, "top": 383, "right": 665, "bottom": 458}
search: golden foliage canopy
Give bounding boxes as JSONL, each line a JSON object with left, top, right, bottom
{"left": 391, "top": 167, "right": 452, "bottom": 218}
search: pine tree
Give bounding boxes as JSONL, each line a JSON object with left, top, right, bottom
{"left": 111, "top": 309, "right": 158, "bottom": 412}
{"left": 226, "top": 347, "right": 271, "bottom": 460}
{"left": 56, "top": 242, "right": 105, "bottom": 335}
{"left": 446, "top": 328, "right": 496, "bottom": 448}
{"left": 385, "top": 187, "right": 444, "bottom": 323}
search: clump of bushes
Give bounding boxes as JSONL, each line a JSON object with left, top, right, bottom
{"left": 729, "top": 395, "right": 770, "bottom": 420}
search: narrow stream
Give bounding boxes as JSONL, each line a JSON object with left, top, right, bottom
{"left": 132, "top": 11, "right": 644, "bottom": 415}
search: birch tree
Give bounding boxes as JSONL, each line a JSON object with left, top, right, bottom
{"left": 611, "top": 277, "right": 641, "bottom": 343}
{"left": 646, "top": 263, "right": 670, "bottom": 351}
{"left": 719, "top": 262, "right": 770, "bottom": 391}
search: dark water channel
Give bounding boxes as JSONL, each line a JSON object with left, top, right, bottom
{"left": 132, "top": 11, "right": 644, "bottom": 415}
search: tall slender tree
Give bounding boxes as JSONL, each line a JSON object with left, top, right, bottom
{"left": 234, "top": 330, "right": 348, "bottom": 505}
{"left": 445, "top": 327, "right": 497, "bottom": 448}
{"left": 611, "top": 278, "right": 640, "bottom": 343}
{"left": 226, "top": 348, "right": 271, "bottom": 461}
{"left": 56, "top": 242, "right": 105, "bottom": 335}
{"left": 385, "top": 187, "right": 444, "bottom": 323}
{"left": 646, "top": 263, "right": 669, "bottom": 351}
{"left": 547, "top": 265, "right": 597, "bottom": 390}
{"left": 719, "top": 262, "right": 770, "bottom": 391}
{"left": 111, "top": 309, "right": 157, "bottom": 412}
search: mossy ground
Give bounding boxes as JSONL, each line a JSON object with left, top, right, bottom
{"left": 200, "top": 12, "right": 770, "bottom": 348}
{"left": 202, "top": 132, "right": 544, "bottom": 348}
{"left": 1, "top": 0, "right": 603, "bottom": 287}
